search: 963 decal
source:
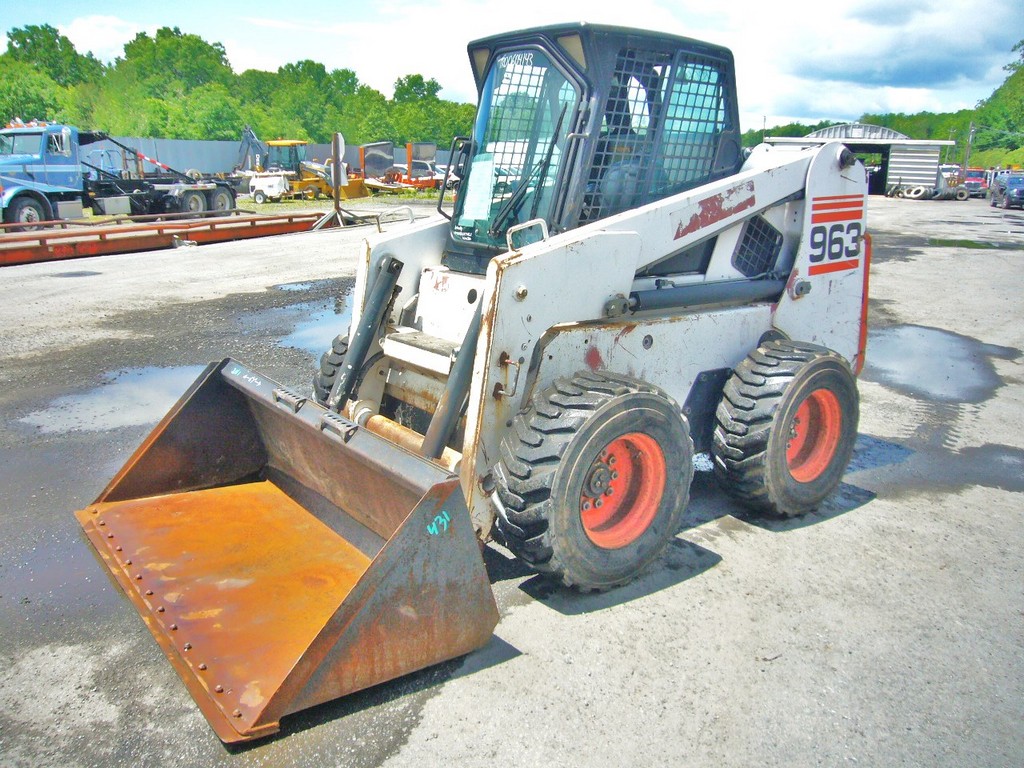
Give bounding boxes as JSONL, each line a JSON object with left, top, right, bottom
{"left": 807, "top": 195, "right": 865, "bottom": 275}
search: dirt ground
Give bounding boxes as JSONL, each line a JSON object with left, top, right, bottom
{"left": 0, "top": 195, "right": 1021, "bottom": 767}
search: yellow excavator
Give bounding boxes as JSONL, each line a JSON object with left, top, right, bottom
{"left": 76, "top": 23, "right": 869, "bottom": 743}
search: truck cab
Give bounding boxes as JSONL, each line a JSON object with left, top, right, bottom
{"left": 0, "top": 121, "right": 85, "bottom": 223}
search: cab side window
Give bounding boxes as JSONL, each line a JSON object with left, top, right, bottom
{"left": 47, "top": 129, "right": 72, "bottom": 157}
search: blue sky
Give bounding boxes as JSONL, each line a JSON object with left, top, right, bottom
{"left": 3, "top": 0, "right": 1022, "bottom": 129}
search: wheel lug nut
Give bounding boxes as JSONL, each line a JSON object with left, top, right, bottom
{"left": 594, "top": 499, "right": 603, "bottom": 508}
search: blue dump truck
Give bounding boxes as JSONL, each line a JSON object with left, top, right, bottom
{"left": 0, "top": 121, "right": 236, "bottom": 226}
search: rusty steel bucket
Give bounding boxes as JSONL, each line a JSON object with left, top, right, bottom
{"left": 74, "top": 359, "right": 498, "bottom": 743}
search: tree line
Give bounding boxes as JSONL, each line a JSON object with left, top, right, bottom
{"left": 1, "top": 24, "right": 1021, "bottom": 168}
{"left": 0, "top": 24, "right": 475, "bottom": 149}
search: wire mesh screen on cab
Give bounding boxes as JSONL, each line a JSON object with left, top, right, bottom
{"left": 581, "top": 47, "right": 734, "bottom": 224}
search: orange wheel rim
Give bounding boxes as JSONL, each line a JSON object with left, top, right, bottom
{"left": 580, "top": 432, "right": 666, "bottom": 549}
{"left": 786, "top": 388, "right": 842, "bottom": 483}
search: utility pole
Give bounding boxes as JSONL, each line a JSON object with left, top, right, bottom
{"left": 962, "top": 121, "right": 976, "bottom": 170}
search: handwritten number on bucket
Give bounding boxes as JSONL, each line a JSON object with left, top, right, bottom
{"left": 427, "top": 511, "right": 451, "bottom": 536}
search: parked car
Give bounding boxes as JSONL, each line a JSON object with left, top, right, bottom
{"left": 990, "top": 173, "right": 1024, "bottom": 209}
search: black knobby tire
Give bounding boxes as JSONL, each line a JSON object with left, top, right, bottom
{"left": 313, "top": 334, "right": 349, "bottom": 404}
{"left": 712, "top": 340, "right": 859, "bottom": 516}
{"left": 493, "top": 371, "right": 693, "bottom": 591}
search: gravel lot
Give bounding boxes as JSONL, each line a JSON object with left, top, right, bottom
{"left": 0, "top": 195, "right": 1021, "bottom": 767}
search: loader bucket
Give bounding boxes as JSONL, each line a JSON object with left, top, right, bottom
{"left": 74, "top": 359, "right": 499, "bottom": 743}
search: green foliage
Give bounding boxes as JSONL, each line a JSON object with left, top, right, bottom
{"left": 28, "top": 24, "right": 1010, "bottom": 173}
{"left": 742, "top": 119, "right": 841, "bottom": 147}
{"left": 0, "top": 57, "right": 64, "bottom": 122}
{"left": 393, "top": 74, "right": 442, "bottom": 103}
{"left": 117, "top": 27, "right": 233, "bottom": 96}
{"left": 0, "top": 22, "right": 476, "bottom": 150}
{"left": 5, "top": 23, "right": 104, "bottom": 87}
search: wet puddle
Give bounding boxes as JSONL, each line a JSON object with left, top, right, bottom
{"left": 19, "top": 366, "right": 206, "bottom": 433}
{"left": 280, "top": 304, "right": 353, "bottom": 356}
{"left": 862, "top": 324, "right": 1019, "bottom": 403}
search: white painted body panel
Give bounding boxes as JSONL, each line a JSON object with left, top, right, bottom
{"left": 342, "top": 142, "right": 869, "bottom": 536}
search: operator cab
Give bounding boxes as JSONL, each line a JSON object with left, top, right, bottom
{"left": 266, "top": 140, "right": 307, "bottom": 175}
{"left": 441, "top": 23, "right": 743, "bottom": 274}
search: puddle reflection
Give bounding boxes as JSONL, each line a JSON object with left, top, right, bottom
{"left": 20, "top": 366, "right": 206, "bottom": 433}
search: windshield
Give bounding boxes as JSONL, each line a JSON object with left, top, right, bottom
{"left": 452, "top": 48, "right": 578, "bottom": 249}
{"left": 0, "top": 132, "right": 43, "bottom": 156}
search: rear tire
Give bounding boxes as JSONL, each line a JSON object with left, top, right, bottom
{"left": 180, "top": 190, "right": 206, "bottom": 213}
{"left": 313, "top": 334, "right": 349, "bottom": 404}
{"left": 713, "top": 340, "right": 858, "bottom": 516}
{"left": 494, "top": 371, "right": 693, "bottom": 591}
{"left": 207, "top": 187, "right": 234, "bottom": 212}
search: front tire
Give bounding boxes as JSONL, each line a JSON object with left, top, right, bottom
{"left": 4, "top": 196, "right": 47, "bottom": 228}
{"left": 494, "top": 371, "right": 693, "bottom": 591}
{"left": 713, "top": 340, "right": 859, "bottom": 516}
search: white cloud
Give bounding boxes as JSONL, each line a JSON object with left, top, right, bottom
{"left": 59, "top": 15, "right": 155, "bottom": 63}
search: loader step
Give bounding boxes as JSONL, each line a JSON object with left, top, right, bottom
{"left": 382, "top": 330, "right": 458, "bottom": 374}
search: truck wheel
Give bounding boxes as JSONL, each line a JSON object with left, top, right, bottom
{"left": 712, "top": 340, "right": 858, "bottom": 516}
{"left": 180, "top": 190, "right": 206, "bottom": 213}
{"left": 313, "top": 335, "right": 349, "bottom": 404}
{"left": 955, "top": 187, "right": 970, "bottom": 201}
{"left": 207, "top": 187, "right": 234, "bottom": 212}
{"left": 494, "top": 371, "right": 693, "bottom": 591}
{"left": 4, "top": 196, "right": 47, "bottom": 228}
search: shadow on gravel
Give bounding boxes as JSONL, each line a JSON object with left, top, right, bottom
{"left": 512, "top": 535, "right": 721, "bottom": 616}
{"left": 232, "top": 634, "right": 521, "bottom": 753}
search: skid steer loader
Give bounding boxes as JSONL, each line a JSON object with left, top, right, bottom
{"left": 75, "top": 23, "right": 870, "bottom": 743}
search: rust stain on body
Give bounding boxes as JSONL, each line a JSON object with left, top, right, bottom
{"left": 674, "top": 181, "right": 756, "bottom": 240}
{"left": 585, "top": 345, "right": 605, "bottom": 371}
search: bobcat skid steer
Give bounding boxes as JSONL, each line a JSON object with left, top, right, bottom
{"left": 75, "top": 23, "right": 869, "bottom": 743}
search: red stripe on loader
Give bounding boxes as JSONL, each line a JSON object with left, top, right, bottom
{"left": 808, "top": 258, "right": 859, "bottom": 275}
{"left": 811, "top": 209, "right": 864, "bottom": 224}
